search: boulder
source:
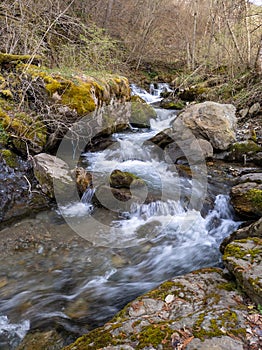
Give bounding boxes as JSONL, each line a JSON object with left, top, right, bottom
{"left": 63, "top": 268, "right": 251, "bottom": 350}
{"left": 33, "top": 153, "right": 73, "bottom": 199}
{"left": 164, "top": 138, "right": 213, "bottom": 164}
{"left": 175, "top": 101, "right": 237, "bottom": 150}
{"left": 145, "top": 128, "right": 174, "bottom": 149}
{"left": 93, "top": 185, "right": 142, "bottom": 212}
{"left": 225, "top": 140, "right": 261, "bottom": 163}
{"left": 72, "top": 167, "right": 92, "bottom": 196}
{"left": 110, "top": 169, "right": 145, "bottom": 189}
{"left": 160, "top": 96, "right": 185, "bottom": 110}
{"left": 221, "top": 217, "right": 262, "bottom": 252}
{"left": 230, "top": 173, "right": 262, "bottom": 218}
{"left": 130, "top": 100, "right": 157, "bottom": 128}
{"left": 248, "top": 102, "right": 260, "bottom": 117}
{"left": 223, "top": 238, "right": 262, "bottom": 306}
{"left": 0, "top": 156, "right": 49, "bottom": 223}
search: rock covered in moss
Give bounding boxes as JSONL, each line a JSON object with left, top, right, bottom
{"left": 130, "top": 100, "right": 157, "bottom": 127}
{"left": 223, "top": 238, "right": 262, "bottom": 306}
{"left": 110, "top": 169, "right": 145, "bottom": 189}
{"left": 221, "top": 217, "right": 262, "bottom": 252}
{"left": 230, "top": 173, "right": 262, "bottom": 218}
{"left": 0, "top": 149, "right": 19, "bottom": 168}
{"left": 175, "top": 101, "right": 237, "bottom": 150}
{"left": 63, "top": 268, "right": 250, "bottom": 350}
{"left": 160, "top": 96, "right": 185, "bottom": 110}
{"left": 225, "top": 140, "right": 261, "bottom": 163}
{"left": 0, "top": 107, "right": 47, "bottom": 154}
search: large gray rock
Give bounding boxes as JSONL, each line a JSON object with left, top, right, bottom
{"left": 33, "top": 153, "right": 73, "bottom": 199}
{"left": 223, "top": 238, "right": 262, "bottom": 306}
{"left": 175, "top": 101, "right": 237, "bottom": 150}
{"left": 63, "top": 268, "right": 251, "bottom": 350}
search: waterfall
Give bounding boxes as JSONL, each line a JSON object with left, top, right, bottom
{"left": 81, "top": 187, "right": 95, "bottom": 205}
{"left": 130, "top": 83, "right": 173, "bottom": 104}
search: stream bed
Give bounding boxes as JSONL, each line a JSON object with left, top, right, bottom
{"left": 0, "top": 86, "right": 242, "bottom": 349}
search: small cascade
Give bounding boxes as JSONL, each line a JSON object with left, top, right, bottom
{"left": 130, "top": 200, "right": 185, "bottom": 219}
{"left": 149, "top": 82, "right": 172, "bottom": 96}
{"left": 81, "top": 187, "right": 95, "bottom": 206}
{"left": 130, "top": 83, "right": 173, "bottom": 104}
{"left": 205, "top": 194, "right": 240, "bottom": 244}
{"left": 58, "top": 187, "right": 95, "bottom": 218}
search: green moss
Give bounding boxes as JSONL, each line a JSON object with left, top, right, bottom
{"left": 3, "top": 112, "right": 47, "bottom": 153}
{"left": 230, "top": 140, "right": 261, "bottom": 154}
{"left": 0, "top": 123, "right": 9, "bottom": 145}
{"left": 246, "top": 189, "right": 262, "bottom": 212}
{"left": 160, "top": 99, "right": 185, "bottom": 110}
{"left": 217, "top": 281, "right": 237, "bottom": 291}
{"left": 134, "top": 323, "right": 174, "bottom": 349}
{"left": 69, "top": 327, "right": 116, "bottom": 349}
{"left": 143, "top": 280, "right": 187, "bottom": 301}
{"left": 0, "top": 89, "right": 13, "bottom": 99}
{"left": 0, "top": 53, "right": 40, "bottom": 66}
{"left": 0, "top": 149, "right": 18, "bottom": 168}
{"left": 61, "top": 83, "right": 97, "bottom": 115}
{"left": 110, "top": 169, "right": 145, "bottom": 189}
{"left": 193, "top": 309, "right": 244, "bottom": 341}
{"left": 223, "top": 238, "right": 262, "bottom": 265}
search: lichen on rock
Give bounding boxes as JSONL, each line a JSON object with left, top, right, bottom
{"left": 63, "top": 268, "right": 249, "bottom": 350}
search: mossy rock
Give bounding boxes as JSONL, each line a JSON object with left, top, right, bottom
{"left": 130, "top": 95, "right": 146, "bottom": 103}
{"left": 110, "top": 169, "right": 145, "bottom": 189}
{"left": 226, "top": 140, "right": 262, "bottom": 162}
{"left": 130, "top": 101, "right": 157, "bottom": 127}
{"left": 63, "top": 268, "right": 249, "bottom": 350}
{"left": 0, "top": 149, "right": 19, "bottom": 168}
{"left": 0, "top": 53, "right": 41, "bottom": 68}
{"left": 45, "top": 77, "right": 98, "bottom": 115}
{"left": 4, "top": 112, "right": 47, "bottom": 154}
{"left": 223, "top": 238, "right": 262, "bottom": 306}
{"left": 178, "top": 86, "right": 207, "bottom": 102}
{"left": 231, "top": 182, "right": 262, "bottom": 218}
{"left": 160, "top": 97, "right": 185, "bottom": 110}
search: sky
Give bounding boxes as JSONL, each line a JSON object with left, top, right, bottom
{"left": 250, "top": 0, "right": 262, "bottom": 5}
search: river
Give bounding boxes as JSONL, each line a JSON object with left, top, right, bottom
{"left": 0, "top": 84, "right": 241, "bottom": 349}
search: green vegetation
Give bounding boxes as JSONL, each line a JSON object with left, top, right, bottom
{"left": 0, "top": 149, "right": 18, "bottom": 168}
{"left": 246, "top": 189, "right": 262, "bottom": 212}
{"left": 193, "top": 310, "right": 245, "bottom": 341}
{"left": 223, "top": 238, "right": 262, "bottom": 263}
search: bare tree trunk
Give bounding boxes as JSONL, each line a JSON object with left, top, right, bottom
{"left": 255, "top": 36, "right": 262, "bottom": 75}
{"left": 191, "top": 0, "right": 198, "bottom": 70}
{"left": 104, "top": 0, "right": 114, "bottom": 28}
{"left": 222, "top": 0, "right": 245, "bottom": 64}
{"left": 243, "top": 0, "right": 251, "bottom": 67}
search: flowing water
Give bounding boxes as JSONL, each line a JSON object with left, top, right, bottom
{"left": 0, "top": 84, "right": 241, "bottom": 349}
